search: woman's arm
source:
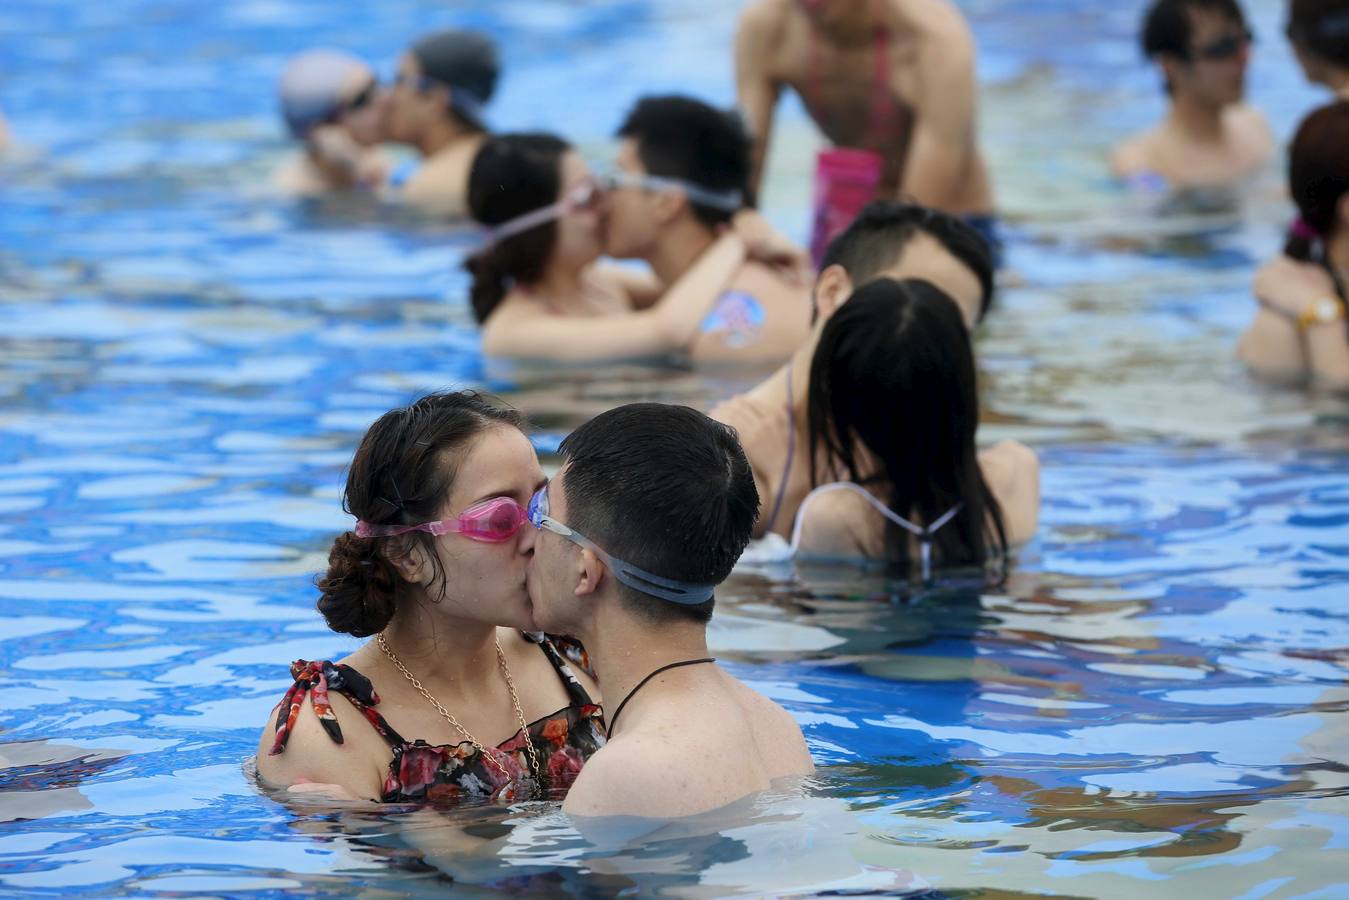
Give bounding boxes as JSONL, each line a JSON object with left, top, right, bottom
{"left": 254, "top": 694, "right": 386, "bottom": 801}
{"left": 482, "top": 233, "right": 748, "bottom": 362}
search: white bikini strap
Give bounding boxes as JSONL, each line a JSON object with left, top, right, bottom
{"left": 789, "top": 482, "right": 963, "bottom": 580}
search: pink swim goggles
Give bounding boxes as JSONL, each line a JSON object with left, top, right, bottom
{"left": 355, "top": 496, "right": 527, "bottom": 543}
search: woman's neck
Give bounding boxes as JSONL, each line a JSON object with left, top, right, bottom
{"left": 377, "top": 600, "right": 502, "bottom": 694}
{"left": 524, "top": 261, "right": 593, "bottom": 314}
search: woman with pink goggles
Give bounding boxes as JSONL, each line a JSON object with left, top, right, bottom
{"left": 255, "top": 391, "right": 606, "bottom": 805}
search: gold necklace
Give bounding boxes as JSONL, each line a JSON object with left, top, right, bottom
{"left": 376, "top": 633, "right": 540, "bottom": 793}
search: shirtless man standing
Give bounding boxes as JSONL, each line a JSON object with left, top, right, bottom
{"left": 735, "top": 0, "right": 995, "bottom": 261}
{"left": 1112, "top": 0, "right": 1273, "bottom": 190}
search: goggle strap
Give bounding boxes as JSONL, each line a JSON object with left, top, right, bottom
{"left": 567, "top": 530, "right": 716, "bottom": 605}
{"left": 483, "top": 200, "right": 567, "bottom": 245}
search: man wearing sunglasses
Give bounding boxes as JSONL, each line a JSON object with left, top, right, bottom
{"left": 274, "top": 50, "right": 389, "bottom": 195}
{"left": 1112, "top": 0, "right": 1273, "bottom": 190}
{"left": 520, "top": 403, "right": 814, "bottom": 819}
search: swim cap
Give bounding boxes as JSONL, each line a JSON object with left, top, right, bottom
{"left": 410, "top": 29, "right": 499, "bottom": 131}
{"left": 279, "top": 49, "right": 368, "bottom": 139}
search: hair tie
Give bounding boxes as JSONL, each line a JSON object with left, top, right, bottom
{"left": 1291, "top": 217, "right": 1322, "bottom": 242}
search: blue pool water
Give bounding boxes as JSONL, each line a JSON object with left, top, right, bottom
{"left": 2, "top": 0, "right": 1347, "bottom": 895}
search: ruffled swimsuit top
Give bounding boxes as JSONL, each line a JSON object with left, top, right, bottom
{"left": 267, "top": 633, "right": 607, "bottom": 804}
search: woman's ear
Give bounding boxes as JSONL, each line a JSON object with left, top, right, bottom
{"left": 385, "top": 538, "right": 429, "bottom": 585}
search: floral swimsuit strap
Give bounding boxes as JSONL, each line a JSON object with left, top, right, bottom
{"left": 268, "top": 659, "right": 405, "bottom": 756}
{"left": 523, "top": 632, "right": 597, "bottom": 708}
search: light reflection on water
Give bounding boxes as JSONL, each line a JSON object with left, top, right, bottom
{"left": 2, "top": 0, "right": 1348, "bottom": 895}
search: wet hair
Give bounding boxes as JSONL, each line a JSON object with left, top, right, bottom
{"left": 616, "top": 95, "right": 752, "bottom": 228}
{"left": 1285, "top": 100, "right": 1349, "bottom": 262}
{"left": 463, "top": 133, "right": 569, "bottom": 324}
{"left": 317, "top": 391, "right": 523, "bottom": 637}
{"left": 807, "top": 278, "right": 1008, "bottom": 577}
{"left": 1142, "top": 0, "right": 1247, "bottom": 59}
{"left": 1287, "top": 0, "right": 1349, "bottom": 67}
{"left": 558, "top": 403, "right": 758, "bottom": 625}
{"left": 819, "top": 201, "right": 995, "bottom": 322}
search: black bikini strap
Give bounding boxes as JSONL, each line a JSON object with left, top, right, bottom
{"left": 608, "top": 657, "right": 716, "bottom": 736}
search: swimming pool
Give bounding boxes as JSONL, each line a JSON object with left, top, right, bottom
{"left": 2, "top": 0, "right": 1347, "bottom": 895}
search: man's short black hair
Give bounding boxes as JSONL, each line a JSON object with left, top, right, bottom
{"left": 616, "top": 95, "right": 752, "bottom": 228}
{"left": 558, "top": 403, "right": 759, "bottom": 625}
{"left": 1142, "top": 0, "right": 1247, "bottom": 59}
{"left": 819, "top": 201, "right": 996, "bottom": 322}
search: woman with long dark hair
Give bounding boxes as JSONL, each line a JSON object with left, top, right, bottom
{"left": 1239, "top": 100, "right": 1349, "bottom": 390}
{"left": 255, "top": 392, "right": 606, "bottom": 803}
{"left": 464, "top": 132, "right": 802, "bottom": 362}
{"left": 725, "top": 277, "right": 1037, "bottom": 579}
{"left": 790, "top": 278, "right": 1038, "bottom": 577}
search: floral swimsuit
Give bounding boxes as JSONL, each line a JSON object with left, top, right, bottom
{"left": 268, "top": 633, "right": 607, "bottom": 804}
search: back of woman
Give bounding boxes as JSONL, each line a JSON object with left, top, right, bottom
{"left": 798, "top": 278, "right": 1038, "bottom": 579}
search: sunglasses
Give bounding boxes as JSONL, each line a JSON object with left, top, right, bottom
{"left": 482, "top": 179, "right": 606, "bottom": 245}
{"left": 526, "top": 482, "right": 715, "bottom": 605}
{"left": 355, "top": 496, "right": 527, "bottom": 543}
{"left": 1191, "top": 28, "right": 1253, "bottom": 61}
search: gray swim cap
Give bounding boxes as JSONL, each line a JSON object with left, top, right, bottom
{"left": 410, "top": 29, "right": 499, "bottom": 131}
{"left": 279, "top": 49, "right": 368, "bottom": 138}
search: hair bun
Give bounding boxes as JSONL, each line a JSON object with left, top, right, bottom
{"left": 315, "top": 531, "right": 398, "bottom": 637}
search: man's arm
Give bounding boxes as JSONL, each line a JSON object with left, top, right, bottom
{"left": 735, "top": 1, "right": 783, "bottom": 199}
{"left": 897, "top": 25, "right": 978, "bottom": 208}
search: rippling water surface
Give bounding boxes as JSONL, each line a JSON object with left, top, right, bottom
{"left": 2, "top": 0, "right": 1347, "bottom": 896}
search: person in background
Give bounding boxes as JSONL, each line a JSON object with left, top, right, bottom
{"left": 380, "top": 29, "right": 500, "bottom": 217}
{"left": 711, "top": 203, "right": 1038, "bottom": 574}
{"left": 274, "top": 50, "right": 388, "bottom": 195}
{"left": 0, "top": 107, "right": 9, "bottom": 151}
{"left": 464, "top": 133, "right": 793, "bottom": 363}
{"left": 521, "top": 403, "right": 813, "bottom": 818}
{"left": 1285, "top": 0, "right": 1349, "bottom": 98}
{"left": 1239, "top": 100, "right": 1349, "bottom": 390}
{"left": 602, "top": 95, "right": 812, "bottom": 364}
{"left": 734, "top": 0, "right": 996, "bottom": 264}
{"left": 1112, "top": 0, "right": 1273, "bottom": 190}
{"left": 255, "top": 392, "right": 606, "bottom": 804}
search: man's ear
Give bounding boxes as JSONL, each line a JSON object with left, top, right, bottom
{"left": 653, "top": 188, "right": 687, "bottom": 226}
{"left": 573, "top": 548, "right": 605, "bottom": 598}
{"left": 813, "top": 264, "right": 854, "bottom": 322}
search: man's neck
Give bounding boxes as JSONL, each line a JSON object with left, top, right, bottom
{"left": 579, "top": 609, "right": 712, "bottom": 733}
{"left": 808, "top": 2, "right": 881, "bottom": 46}
{"left": 377, "top": 600, "right": 503, "bottom": 694}
{"left": 646, "top": 218, "right": 718, "bottom": 285}
{"left": 1166, "top": 92, "right": 1229, "bottom": 143}
{"left": 1333, "top": 69, "right": 1349, "bottom": 99}
{"left": 417, "top": 118, "right": 469, "bottom": 157}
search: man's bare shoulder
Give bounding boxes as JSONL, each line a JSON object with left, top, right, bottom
{"left": 562, "top": 739, "right": 694, "bottom": 818}
{"left": 1110, "top": 131, "right": 1160, "bottom": 179}
{"left": 890, "top": 0, "right": 974, "bottom": 47}
{"left": 738, "top": 0, "right": 794, "bottom": 36}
